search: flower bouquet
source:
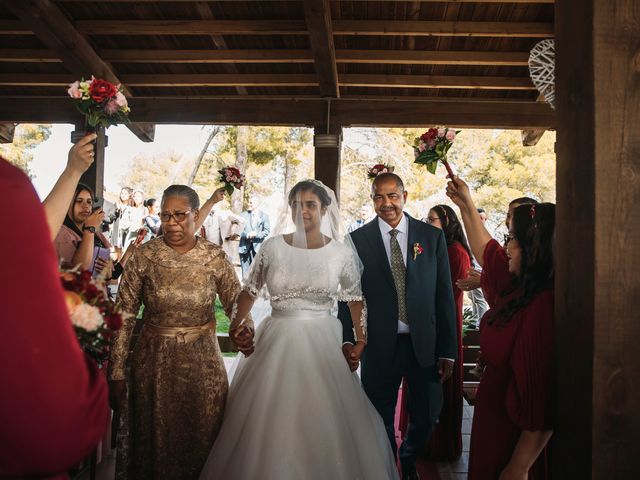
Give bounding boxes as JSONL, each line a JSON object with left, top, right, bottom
{"left": 61, "top": 269, "right": 127, "bottom": 367}
{"left": 413, "top": 127, "right": 460, "bottom": 177}
{"left": 218, "top": 166, "right": 245, "bottom": 195}
{"left": 367, "top": 163, "right": 395, "bottom": 179}
{"left": 67, "top": 76, "right": 130, "bottom": 130}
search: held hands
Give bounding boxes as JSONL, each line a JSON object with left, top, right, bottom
{"left": 230, "top": 324, "right": 255, "bottom": 356}
{"left": 94, "top": 257, "right": 114, "bottom": 278}
{"left": 438, "top": 358, "right": 455, "bottom": 383}
{"left": 67, "top": 133, "right": 97, "bottom": 176}
{"left": 456, "top": 268, "right": 482, "bottom": 291}
{"left": 342, "top": 341, "right": 365, "bottom": 372}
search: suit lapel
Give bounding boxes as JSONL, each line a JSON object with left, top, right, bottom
{"left": 405, "top": 214, "right": 419, "bottom": 284}
{"left": 363, "top": 218, "right": 395, "bottom": 288}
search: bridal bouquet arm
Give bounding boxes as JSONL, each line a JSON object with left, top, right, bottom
{"left": 67, "top": 76, "right": 130, "bottom": 129}
{"left": 61, "top": 269, "right": 128, "bottom": 366}
{"left": 413, "top": 127, "right": 460, "bottom": 177}
{"left": 218, "top": 166, "right": 245, "bottom": 195}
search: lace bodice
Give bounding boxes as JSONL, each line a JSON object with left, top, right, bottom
{"left": 244, "top": 235, "right": 363, "bottom": 312}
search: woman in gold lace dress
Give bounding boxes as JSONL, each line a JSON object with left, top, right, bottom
{"left": 108, "top": 185, "right": 253, "bottom": 480}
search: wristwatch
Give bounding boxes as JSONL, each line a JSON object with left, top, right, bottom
{"left": 82, "top": 225, "right": 96, "bottom": 233}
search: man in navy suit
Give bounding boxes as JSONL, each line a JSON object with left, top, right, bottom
{"left": 239, "top": 198, "right": 270, "bottom": 278}
{"left": 339, "top": 173, "right": 456, "bottom": 480}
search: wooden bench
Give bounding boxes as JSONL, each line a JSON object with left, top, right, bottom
{"left": 462, "top": 328, "right": 480, "bottom": 405}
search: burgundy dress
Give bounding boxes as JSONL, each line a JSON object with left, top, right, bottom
{"left": 424, "top": 241, "right": 470, "bottom": 460}
{"left": 468, "top": 239, "right": 553, "bottom": 479}
{"left": 398, "top": 242, "right": 470, "bottom": 461}
{"left": 0, "top": 159, "right": 109, "bottom": 479}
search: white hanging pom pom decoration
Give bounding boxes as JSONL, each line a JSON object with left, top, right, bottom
{"left": 528, "top": 39, "right": 555, "bottom": 110}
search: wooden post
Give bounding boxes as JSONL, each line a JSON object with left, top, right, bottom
{"left": 73, "top": 122, "right": 106, "bottom": 201}
{"left": 555, "top": 0, "right": 640, "bottom": 478}
{"left": 313, "top": 124, "right": 342, "bottom": 198}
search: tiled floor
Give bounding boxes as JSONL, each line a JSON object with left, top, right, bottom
{"left": 436, "top": 402, "right": 473, "bottom": 480}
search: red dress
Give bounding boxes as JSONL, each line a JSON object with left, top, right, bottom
{"left": 0, "top": 159, "right": 109, "bottom": 479}
{"left": 398, "top": 242, "right": 470, "bottom": 460}
{"left": 468, "top": 239, "right": 553, "bottom": 479}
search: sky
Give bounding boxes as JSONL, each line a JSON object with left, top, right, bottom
{"left": 29, "top": 123, "right": 366, "bottom": 201}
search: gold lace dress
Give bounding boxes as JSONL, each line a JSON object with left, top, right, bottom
{"left": 108, "top": 237, "right": 250, "bottom": 480}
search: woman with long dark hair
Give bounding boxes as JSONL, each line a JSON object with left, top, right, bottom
{"left": 446, "top": 176, "right": 554, "bottom": 480}
{"left": 424, "top": 204, "right": 471, "bottom": 461}
{"left": 54, "top": 183, "right": 113, "bottom": 277}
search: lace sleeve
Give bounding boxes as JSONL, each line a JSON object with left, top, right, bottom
{"left": 109, "top": 250, "right": 144, "bottom": 381}
{"left": 338, "top": 245, "right": 367, "bottom": 343}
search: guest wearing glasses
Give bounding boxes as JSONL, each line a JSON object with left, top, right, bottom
{"left": 446, "top": 177, "right": 554, "bottom": 480}
{"left": 108, "top": 185, "right": 253, "bottom": 480}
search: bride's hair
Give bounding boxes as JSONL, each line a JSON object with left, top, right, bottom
{"left": 288, "top": 180, "right": 332, "bottom": 207}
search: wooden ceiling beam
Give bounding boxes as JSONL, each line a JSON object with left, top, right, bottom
{"left": 0, "top": 73, "right": 534, "bottom": 90}
{"left": 100, "top": 49, "right": 314, "bottom": 63}
{"left": 333, "top": 20, "right": 554, "bottom": 37}
{"left": 75, "top": 20, "right": 308, "bottom": 36}
{"left": 337, "top": 49, "right": 530, "bottom": 66}
{"left": 303, "top": 0, "right": 339, "bottom": 98}
{"left": 0, "top": 20, "right": 32, "bottom": 35}
{"left": 53, "top": 0, "right": 554, "bottom": 3}
{"left": 74, "top": 20, "right": 553, "bottom": 38}
{"left": 98, "top": 48, "right": 528, "bottom": 66}
{"left": 4, "top": 0, "right": 155, "bottom": 142}
{"left": 339, "top": 73, "right": 535, "bottom": 90}
{"left": 0, "top": 49, "right": 60, "bottom": 62}
{"left": 0, "top": 96, "right": 555, "bottom": 129}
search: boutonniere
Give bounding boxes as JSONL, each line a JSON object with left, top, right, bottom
{"left": 412, "top": 242, "right": 424, "bottom": 261}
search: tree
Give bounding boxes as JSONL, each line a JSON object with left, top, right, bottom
{"left": 0, "top": 124, "right": 52, "bottom": 178}
{"left": 119, "top": 150, "right": 189, "bottom": 199}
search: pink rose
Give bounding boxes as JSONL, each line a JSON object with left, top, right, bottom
{"left": 115, "top": 91, "right": 128, "bottom": 108}
{"left": 104, "top": 99, "right": 119, "bottom": 115}
{"left": 437, "top": 128, "right": 446, "bottom": 138}
{"left": 446, "top": 130, "right": 456, "bottom": 141}
{"left": 427, "top": 138, "right": 437, "bottom": 148}
{"left": 418, "top": 142, "right": 426, "bottom": 152}
{"left": 67, "top": 81, "right": 82, "bottom": 99}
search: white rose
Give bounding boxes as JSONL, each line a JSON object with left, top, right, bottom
{"left": 71, "top": 304, "right": 104, "bottom": 332}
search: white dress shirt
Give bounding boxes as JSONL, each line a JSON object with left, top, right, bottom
{"left": 377, "top": 215, "right": 411, "bottom": 334}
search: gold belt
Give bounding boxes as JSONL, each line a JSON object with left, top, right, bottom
{"left": 143, "top": 320, "right": 214, "bottom": 344}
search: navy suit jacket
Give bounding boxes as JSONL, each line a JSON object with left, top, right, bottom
{"left": 338, "top": 214, "right": 457, "bottom": 368}
{"left": 238, "top": 210, "right": 270, "bottom": 255}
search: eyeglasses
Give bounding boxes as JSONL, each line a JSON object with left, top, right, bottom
{"left": 504, "top": 233, "right": 515, "bottom": 245}
{"left": 160, "top": 210, "right": 191, "bottom": 223}
{"left": 427, "top": 216, "right": 440, "bottom": 224}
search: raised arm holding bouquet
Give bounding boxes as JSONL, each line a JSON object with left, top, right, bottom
{"left": 414, "top": 127, "right": 459, "bottom": 178}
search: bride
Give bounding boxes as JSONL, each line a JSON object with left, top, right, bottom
{"left": 200, "top": 180, "right": 399, "bottom": 479}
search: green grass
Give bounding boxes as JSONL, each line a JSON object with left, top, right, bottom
{"left": 215, "top": 297, "right": 231, "bottom": 334}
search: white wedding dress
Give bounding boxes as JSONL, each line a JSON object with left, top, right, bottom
{"left": 200, "top": 235, "right": 399, "bottom": 480}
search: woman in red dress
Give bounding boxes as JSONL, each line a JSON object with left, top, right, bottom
{"left": 446, "top": 176, "right": 554, "bottom": 480}
{"left": 0, "top": 139, "right": 109, "bottom": 479}
{"left": 424, "top": 204, "right": 471, "bottom": 460}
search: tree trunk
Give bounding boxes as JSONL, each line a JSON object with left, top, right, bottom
{"left": 232, "top": 126, "right": 248, "bottom": 213}
{"left": 187, "top": 126, "right": 220, "bottom": 187}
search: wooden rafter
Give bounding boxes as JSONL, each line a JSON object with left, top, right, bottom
{"left": 303, "top": 0, "right": 339, "bottom": 98}
{"left": 72, "top": 20, "right": 553, "bottom": 38}
{"left": 0, "top": 97, "right": 555, "bottom": 129}
{"left": 0, "top": 49, "right": 61, "bottom": 62}
{"left": 94, "top": 48, "right": 530, "bottom": 66}
{"left": 0, "top": 73, "right": 534, "bottom": 90}
{"left": 4, "top": 0, "right": 155, "bottom": 142}
{"left": 53, "top": 0, "right": 555, "bottom": 3}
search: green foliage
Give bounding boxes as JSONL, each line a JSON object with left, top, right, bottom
{"left": 0, "top": 124, "right": 52, "bottom": 178}
{"left": 215, "top": 297, "right": 230, "bottom": 334}
{"left": 120, "top": 150, "right": 189, "bottom": 198}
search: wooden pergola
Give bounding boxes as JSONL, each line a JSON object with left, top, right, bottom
{"left": 0, "top": 1, "right": 637, "bottom": 478}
